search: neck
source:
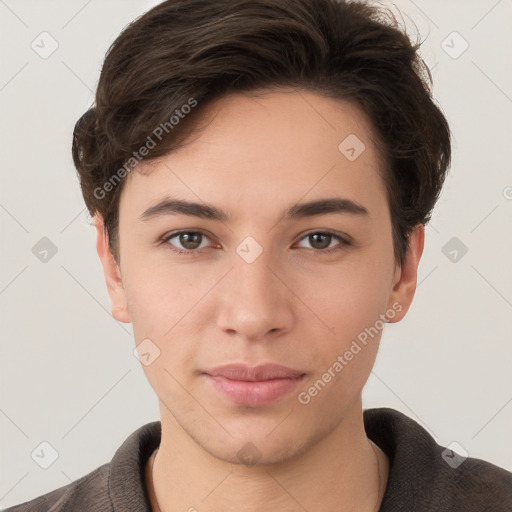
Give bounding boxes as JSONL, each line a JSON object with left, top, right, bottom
{"left": 145, "top": 401, "right": 388, "bottom": 512}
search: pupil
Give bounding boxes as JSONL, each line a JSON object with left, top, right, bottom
{"left": 311, "top": 233, "right": 330, "bottom": 250}
{"left": 181, "top": 233, "right": 201, "bottom": 249}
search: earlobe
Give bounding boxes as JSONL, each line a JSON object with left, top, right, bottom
{"left": 94, "top": 214, "right": 131, "bottom": 324}
{"left": 387, "top": 224, "right": 425, "bottom": 323}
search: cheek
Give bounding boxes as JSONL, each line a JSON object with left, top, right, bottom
{"left": 295, "top": 268, "right": 391, "bottom": 412}
{"left": 123, "top": 257, "right": 197, "bottom": 331}
{"left": 303, "top": 281, "right": 387, "bottom": 394}
{"left": 124, "top": 264, "right": 203, "bottom": 398}
{"left": 304, "top": 254, "right": 395, "bottom": 340}
{"left": 122, "top": 258, "right": 212, "bottom": 374}
{"left": 296, "top": 247, "right": 395, "bottom": 402}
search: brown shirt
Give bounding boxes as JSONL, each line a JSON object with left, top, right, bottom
{"left": 4, "top": 408, "right": 512, "bottom": 511}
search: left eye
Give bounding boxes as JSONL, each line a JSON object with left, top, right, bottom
{"left": 162, "top": 230, "right": 348, "bottom": 255}
{"left": 296, "top": 232, "right": 345, "bottom": 251}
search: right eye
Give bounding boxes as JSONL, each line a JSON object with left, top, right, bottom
{"left": 161, "top": 230, "right": 215, "bottom": 255}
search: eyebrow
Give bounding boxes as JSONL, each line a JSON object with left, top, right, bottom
{"left": 139, "top": 197, "right": 369, "bottom": 222}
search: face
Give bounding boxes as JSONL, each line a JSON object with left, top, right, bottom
{"left": 96, "top": 89, "right": 423, "bottom": 465}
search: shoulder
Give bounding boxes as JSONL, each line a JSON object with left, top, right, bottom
{"left": 3, "top": 464, "right": 111, "bottom": 512}
{"left": 3, "top": 420, "right": 161, "bottom": 512}
{"left": 364, "top": 408, "right": 512, "bottom": 511}
{"left": 452, "top": 455, "right": 512, "bottom": 504}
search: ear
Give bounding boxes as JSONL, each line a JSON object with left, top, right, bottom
{"left": 94, "top": 214, "right": 131, "bottom": 324}
{"left": 386, "top": 224, "right": 425, "bottom": 323}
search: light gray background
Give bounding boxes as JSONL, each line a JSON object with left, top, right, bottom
{"left": 1, "top": 0, "right": 511, "bottom": 508}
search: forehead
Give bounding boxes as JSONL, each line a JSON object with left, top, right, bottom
{"left": 119, "top": 89, "right": 388, "bottom": 221}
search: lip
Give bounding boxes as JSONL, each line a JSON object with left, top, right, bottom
{"left": 205, "top": 363, "right": 304, "bottom": 381}
{"left": 204, "top": 363, "right": 306, "bottom": 407}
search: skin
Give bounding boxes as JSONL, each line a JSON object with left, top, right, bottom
{"left": 95, "top": 89, "right": 424, "bottom": 512}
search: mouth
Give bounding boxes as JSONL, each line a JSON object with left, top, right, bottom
{"left": 203, "top": 363, "right": 306, "bottom": 407}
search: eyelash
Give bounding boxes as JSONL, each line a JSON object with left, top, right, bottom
{"left": 159, "top": 230, "right": 351, "bottom": 257}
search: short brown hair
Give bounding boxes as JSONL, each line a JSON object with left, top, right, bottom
{"left": 72, "top": 0, "right": 451, "bottom": 264}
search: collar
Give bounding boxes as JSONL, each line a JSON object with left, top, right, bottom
{"left": 107, "top": 408, "right": 511, "bottom": 511}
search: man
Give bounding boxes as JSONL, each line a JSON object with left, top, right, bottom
{"left": 6, "top": 0, "right": 512, "bottom": 510}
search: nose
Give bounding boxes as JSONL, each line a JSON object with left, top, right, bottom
{"left": 216, "top": 249, "right": 294, "bottom": 342}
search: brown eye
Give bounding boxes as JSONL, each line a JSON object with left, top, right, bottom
{"left": 177, "top": 232, "right": 203, "bottom": 250}
{"left": 296, "top": 231, "right": 348, "bottom": 252}
{"left": 307, "top": 233, "right": 333, "bottom": 250}
{"left": 163, "top": 231, "right": 212, "bottom": 254}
